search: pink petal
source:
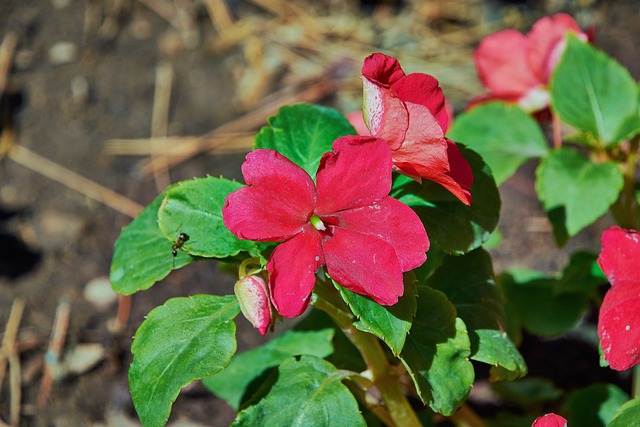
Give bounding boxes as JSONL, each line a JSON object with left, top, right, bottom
{"left": 345, "top": 111, "right": 371, "bottom": 136}
{"left": 323, "top": 227, "right": 404, "bottom": 306}
{"left": 315, "top": 136, "right": 393, "bottom": 214}
{"left": 362, "top": 52, "right": 406, "bottom": 87}
{"left": 473, "top": 29, "right": 541, "bottom": 97}
{"left": 362, "top": 76, "right": 408, "bottom": 150}
{"left": 332, "top": 196, "right": 429, "bottom": 271}
{"left": 234, "top": 275, "right": 271, "bottom": 335}
{"left": 597, "top": 226, "right": 640, "bottom": 285}
{"left": 531, "top": 413, "right": 567, "bottom": 427}
{"left": 598, "top": 282, "right": 640, "bottom": 371}
{"left": 266, "top": 226, "right": 324, "bottom": 318}
{"left": 223, "top": 149, "right": 315, "bottom": 241}
{"left": 391, "top": 73, "right": 449, "bottom": 132}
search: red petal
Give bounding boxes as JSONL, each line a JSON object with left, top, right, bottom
{"left": 323, "top": 227, "right": 404, "bottom": 306}
{"left": 315, "top": 136, "right": 393, "bottom": 214}
{"left": 362, "top": 53, "right": 406, "bottom": 87}
{"left": 598, "top": 226, "right": 640, "bottom": 285}
{"left": 223, "top": 149, "right": 315, "bottom": 241}
{"left": 473, "top": 29, "right": 541, "bottom": 97}
{"left": 266, "top": 226, "right": 324, "bottom": 318}
{"left": 333, "top": 196, "right": 429, "bottom": 271}
{"left": 391, "top": 73, "right": 449, "bottom": 133}
{"left": 531, "top": 413, "right": 567, "bottom": 427}
{"left": 362, "top": 76, "right": 408, "bottom": 150}
{"left": 445, "top": 139, "right": 474, "bottom": 204}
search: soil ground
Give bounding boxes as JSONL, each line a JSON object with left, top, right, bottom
{"left": 0, "top": 0, "right": 638, "bottom": 426}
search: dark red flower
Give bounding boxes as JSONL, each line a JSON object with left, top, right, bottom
{"left": 223, "top": 136, "right": 429, "bottom": 318}
{"left": 597, "top": 226, "right": 640, "bottom": 371}
{"left": 361, "top": 53, "right": 473, "bottom": 205}
{"left": 472, "top": 13, "right": 587, "bottom": 112}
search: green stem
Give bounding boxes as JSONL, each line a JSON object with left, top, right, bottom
{"left": 633, "top": 365, "right": 640, "bottom": 398}
{"left": 449, "top": 404, "right": 487, "bottom": 427}
{"left": 313, "top": 284, "right": 422, "bottom": 427}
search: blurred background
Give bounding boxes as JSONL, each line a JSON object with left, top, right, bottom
{"left": 0, "top": 0, "right": 638, "bottom": 425}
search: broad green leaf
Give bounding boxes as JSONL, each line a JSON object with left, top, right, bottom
{"left": 609, "top": 397, "right": 640, "bottom": 427}
{"left": 492, "top": 377, "right": 563, "bottom": 408}
{"left": 555, "top": 251, "right": 606, "bottom": 294}
{"left": 399, "top": 286, "right": 473, "bottom": 415}
{"left": 535, "top": 147, "right": 623, "bottom": 242}
{"left": 550, "top": 34, "right": 639, "bottom": 145}
{"left": 336, "top": 275, "right": 417, "bottom": 356}
{"left": 447, "top": 103, "right": 549, "bottom": 184}
{"left": 392, "top": 146, "right": 500, "bottom": 255}
{"left": 203, "top": 329, "right": 334, "bottom": 410}
{"left": 254, "top": 104, "right": 356, "bottom": 179}
{"left": 425, "top": 249, "right": 527, "bottom": 381}
{"left": 130, "top": 295, "right": 240, "bottom": 427}
{"left": 562, "top": 383, "right": 629, "bottom": 427}
{"left": 158, "top": 177, "right": 255, "bottom": 258}
{"left": 111, "top": 190, "right": 196, "bottom": 296}
{"left": 233, "top": 355, "right": 366, "bottom": 427}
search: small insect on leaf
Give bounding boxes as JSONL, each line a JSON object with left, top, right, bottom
{"left": 172, "top": 232, "right": 189, "bottom": 257}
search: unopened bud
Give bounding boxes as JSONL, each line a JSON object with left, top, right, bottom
{"left": 234, "top": 275, "right": 271, "bottom": 335}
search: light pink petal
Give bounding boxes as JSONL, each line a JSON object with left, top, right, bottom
{"left": 234, "top": 275, "right": 271, "bottom": 335}
{"left": 391, "top": 73, "right": 449, "bottom": 132}
{"left": 332, "top": 196, "right": 429, "bottom": 271}
{"left": 323, "top": 227, "right": 404, "bottom": 306}
{"left": 473, "top": 29, "right": 541, "bottom": 97}
{"left": 223, "top": 149, "right": 315, "bottom": 241}
{"left": 266, "top": 226, "right": 324, "bottom": 318}
{"left": 598, "top": 281, "right": 640, "bottom": 371}
{"left": 362, "top": 52, "right": 406, "bottom": 87}
{"left": 527, "top": 13, "right": 586, "bottom": 82}
{"left": 345, "top": 111, "right": 371, "bottom": 136}
{"left": 531, "top": 413, "right": 567, "bottom": 427}
{"left": 315, "top": 136, "right": 393, "bottom": 214}
{"left": 598, "top": 226, "right": 640, "bottom": 285}
{"left": 362, "top": 76, "right": 408, "bottom": 150}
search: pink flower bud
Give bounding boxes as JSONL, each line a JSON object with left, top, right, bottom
{"left": 234, "top": 275, "right": 271, "bottom": 335}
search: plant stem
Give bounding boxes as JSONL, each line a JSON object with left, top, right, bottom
{"left": 633, "top": 365, "right": 640, "bottom": 398}
{"left": 552, "top": 112, "right": 562, "bottom": 149}
{"left": 313, "top": 284, "right": 422, "bottom": 427}
{"left": 449, "top": 404, "right": 487, "bottom": 427}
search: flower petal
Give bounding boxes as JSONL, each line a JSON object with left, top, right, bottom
{"left": 223, "top": 149, "right": 315, "bottom": 241}
{"left": 531, "top": 413, "right": 567, "bottom": 427}
{"left": 315, "top": 136, "right": 393, "bottom": 214}
{"left": 362, "top": 76, "right": 408, "bottom": 150}
{"left": 598, "top": 226, "right": 640, "bottom": 285}
{"left": 391, "top": 73, "right": 449, "bottom": 132}
{"left": 266, "top": 226, "right": 324, "bottom": 318}
{"left": 598, "top": 282, "right": 640, "bottom": 371}
{"left": 473, "top": 29, "right": 541, "bottom": 97}
{"left": 333, "top": 196, "right": 429, "bottom": 271}
{"left": 362, "top": 52, "right": 406, "bottom": 87}
{"left": 323, "top": 227, "right": 404, "bottom": 306}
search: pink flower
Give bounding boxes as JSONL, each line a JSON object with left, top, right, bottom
{"left": 532, "top": 413, "right": 567, "bottom": 427}
{"left": 223, "top": 136, "right": 429, "bottom": 318}
{"left": 234, "top": 275, "right": 272, "bottom": 335}
{"left": 597, "top": 226, "right": 640, "bottom": 371}
{"left": 472, "top": 13, "right": 588, "bottom": 112}
{"left": 361, "top": 53, "right": 473, "bottom": 205}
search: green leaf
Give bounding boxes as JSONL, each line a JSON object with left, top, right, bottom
{"left": 562, "top": 383, "right": 629, "bottom": 427}
{"left": 336, "top": 275, "right": 417, "bottom": 356}
{"left": 492, "top": 377, "right": 563, "bottom": 408}
{"left": 254, "top": 104, "right": 356, "bottom": 179}
{"left": 550, "top": 34, "right": 639, "bottom": 145}
{"left": 158, "top": 177, "right": 256, "bottom": 258}
{"left": 535, "top": 147, "right": 623, "bottom": 241}
{"left": 555, "top": 251, "right": 606, "bottom": 294}
{"left": 129, "top": 295, "right": 240, "bottom": 427}
{"left": 392, "top": 146, "right": 500, "bottom": 255}
{"left": 203, "top": 329, "right": 335, "bottom": 410}
{"left": 233, "top": 355, "right": 366, "bottom": 427}
{"left": 447, "top": 103, "right": 549, "bottom": 184}
{"left": 609, "top": 397, "right": 640, "bottom": 427}
{"left": 425, "top": 249, "right": 527, "bottom": 381}
{"left": 111, "top": 190, "right": 196, "bottom": 296}
{"left": 399, "top": 286, "right": 474, "bottom": 415}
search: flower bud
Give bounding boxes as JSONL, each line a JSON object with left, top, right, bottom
{"left": 234, "top": 275, "right": 271, "bottom": 335}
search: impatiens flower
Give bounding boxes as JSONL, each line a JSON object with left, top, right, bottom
{"left": 597, "top": 226, "right": 640, "bottom": 371}
{"left": 234, "top": 275, "right": 272, "bottom": 335}
{"left": 472, "top": 13, "right": 588, "bottom": 112}
{"left": 361, "top": 53, "right": 473, "bottom": 205}
{"left": 223, "top": 136, "right": 429, "bottom": 318}
{"left": 532, "top": 413, "right": 567, "bottom": 427}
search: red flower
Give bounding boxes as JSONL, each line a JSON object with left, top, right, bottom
{"left": 472, "top": 13, "right": 587, "bottom": 112}
{"left": 360, "top": 53, "right": 473, "bottom": 206}
{"left": 531, "top": 413, "right": 567, "bottom": 427}
{"left": 597, "top": 226, "right": 640, "bottom": 371}
{"left": 223, "top": 136, "right": 429, "bottom": 318}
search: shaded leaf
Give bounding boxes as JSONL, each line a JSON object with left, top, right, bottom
{"left": 562, "top": 383, "right": 629, "bottom": 427}
{"left": 492, "top": 377, "right": 563, "bottom": 408}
